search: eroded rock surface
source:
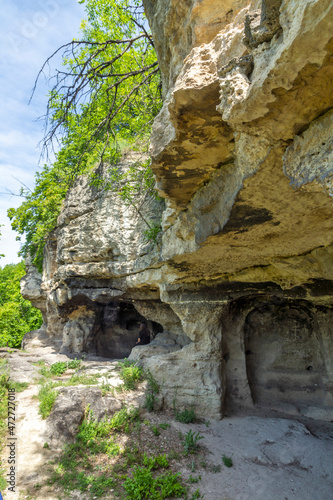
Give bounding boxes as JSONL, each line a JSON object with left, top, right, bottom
{"left": 22, "top": 0, "right": 333, "bottom": 422}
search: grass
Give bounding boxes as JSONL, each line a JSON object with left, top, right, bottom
{"left": 19, "top": 356, "right": 209, "bottom": 499}
{"left": 38, "top": 384, "right": 58, "bottom": 419}
{"left": 116, "top": 362, "right": 160, "bottom": 413}
{"left": 124, "top": 467, "right": 186, "bottom": 499}
{"left": 151, "top": 424, "right": 161, "bottom": 436}
{"left": 49, "top": 359, "right": 81, "bottom": 376}
{"left": 144, "top": 369, "right": 160, "bottom": 412}
{"left": 175, "top": 408, "right": 197, "bottom": 424}
{"left": 38, "top": 359, "right": 82, "bottom": 378}
{"left": 37, "top": 373, "right": 100, "bottom": 418}
{"left": 222, "top": 454, "right": 233, "bottom": 467}
{"left": 182, "top": 430, "right": 204, "bottom": 456}
{"left": 117, "top": 359, "right": 144, "bottom": 390}
{"left": 46, "top": 407, "right": 190, "bottom": 499}
{"left": 7, "top": 381, "right": 29, "bottom": 392}
{"left": 188, "top": 474, "right": 201, "bottom": 483}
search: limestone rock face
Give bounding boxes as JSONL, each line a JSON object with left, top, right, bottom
{"left": 23, "top": 0, "right": 333, "bottom": 421}
{"left": 45, "top": 386, "right": 122, "bottom": 447}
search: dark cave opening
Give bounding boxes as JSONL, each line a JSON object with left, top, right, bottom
{"left": 95, "top": 301, "right": 163, "bottom": 359}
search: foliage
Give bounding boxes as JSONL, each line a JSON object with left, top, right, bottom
{"left": 123, "top": 467, "right": 186, "bottom": 500}
{"left": 159, "top": 423, "right": 170, "bottom": 430}
{"left": 222, "top": 454, "right": 233, "bottom": 467}
{"left": 188, "top": 475, "right": 201, "bottom": 484}
{"left": 143, "top": 453, "right": 169, "bottom": 469}
{"left": 110, "top": 406, "right": 140, "bottom": 433}
{"left": 49, "top": 361, "right": 68, "bottom": 376}
{"left": 8, "top": 0, "right": 162, "bottom": 270}
{"left": 49, "top": 359, "right": 82, "bottom": 376}
{"left": 118, "top": 360, "right": 144, "bottom": 390}
{"left": 175, "top": 408, "right": 197, "bottom": 424}
{"left": 182, "top": 430, "right": 204, "bottom": 456}
{"left": 144, "top": 221, "right": 162, "bottom": 243}
{"left": 151, "top": 424, "right": 160, "bottom": 436}
{"left": 37, "top": 372, "right": 100, "bottom": 418}
{"left": 38, "top": 384, "right": 58, "bottom": 419}
{"left": 7, "top": 381, "right": 29, "bottom": 392}
{"left": 0, "top": 262, "right": 43, "bottom": 348}
{"left": 144, "top": 369, "right": 160, "bottom": 412}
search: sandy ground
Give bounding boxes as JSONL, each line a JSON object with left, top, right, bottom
{"left": 1, "top": 341, "right": 333, "bottom": 500}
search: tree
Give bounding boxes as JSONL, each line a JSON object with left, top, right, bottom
{"left": 0, "top": 262, "right": 43, "bottom": 348}
{"left": 8, "top": 0, "right": 161, "bottom": 270}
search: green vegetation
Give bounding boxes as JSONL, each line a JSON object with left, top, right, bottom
{"left": 118, "top": 359, "right": 144, "bottom": 390}
{"left": 49, "top": 359, "right": 82, "bottom": 376}
{"left": 222, "top": 454, "right": 233, "bottom": 468}
{"left": 124, "top": 467, "right": 186, "bottom": 500}
{"left": 182, "top": 430, "right": 204, "bottom": 457}
{"left": 175, "top": 408, "right": 197, "bottom": 424}
{"left": 6, "top": 381, "right": 29, "bottom": 392}
{"left": 48, "top": 406, "right": 188, "bottom": 499}
{"left": 38, "top": 384, "right": 58, "bottom": 419}
{"left": 8, "top": 0, "right": 162, "bottom": 271}
{"left": 144, "top": 369, "right": 160, "bottom": 412}
{"left": 0, "top": 262, "right": 43, "bottom": 348}
{"left": 159, "top": 422, "right": 170, "bottom": 430}
{"left": 30, "top": 357, "right": 211, "bottom": 499}
{"left": 38, "top": 373, "right": 100, "bottom": 419}
{"left": 151, "top": 424, "right": 161, "bottom": 436}
{"left": 0, "top": 361, "right": 29, "bottom": 488}
{"left": 188, "top": 475, "right": 201, "bottom": 484}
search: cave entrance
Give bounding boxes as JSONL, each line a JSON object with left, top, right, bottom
{"left": 95, "top": 302, "right": 163, "bottom": 359}
{"left": 244, "top": 301, "right": 326, "bottom": 413}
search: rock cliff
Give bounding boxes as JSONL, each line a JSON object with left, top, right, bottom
{"left": 23, "top": 0, "right": 333, "bottom": 421}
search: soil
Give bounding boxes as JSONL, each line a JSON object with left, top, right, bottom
{"left": 0, "top": 337, "right": 333, "bottom": 500}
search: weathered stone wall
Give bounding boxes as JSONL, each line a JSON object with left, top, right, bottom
{"left": 22, "top": 0, "right": 333, "bottom": 421}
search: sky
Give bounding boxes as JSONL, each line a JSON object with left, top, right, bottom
{"left": 0, "top": 0, "right": 87, "bottom": 266}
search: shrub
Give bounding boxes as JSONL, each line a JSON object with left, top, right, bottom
{"left": 0, "top": 262, "right": 43, "bottom": 348}
{"left": 123, "top": 467, "right": 186, "bottom": 500}
{"left": 49, "top": 359, "right": 82, "bottom": 376}
{"left": 50, "top": 361, "right": 67, "bottom": 376}
{"left": 182, "top": 430, "right": 204, "bottom": 456}
{"left": 175, "top": 408, "right": 197, "bottom": 424}
{"left": 118, "top": 361, "right": 144, "bottom": 390}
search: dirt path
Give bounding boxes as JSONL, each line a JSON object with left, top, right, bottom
{"left": 1, "top": 341, "right": 333, "bottom": 500}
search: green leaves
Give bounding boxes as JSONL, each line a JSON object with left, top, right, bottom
{"left": 8, "top": 0, "right": 161, "bottom": 269}
{"left": 0, "top": 262, "right": 43, "bottom": 348}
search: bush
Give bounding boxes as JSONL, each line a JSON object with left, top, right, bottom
{"left": 0, "top": 262, "right": 43, "bottom": 348}
{"left": 123, "top": 467, "right": 186, "bottom": 500}
{"left": 49, "top": 359, "right": 81, "bottom": 376}
{"left": 175, "top": 408, "right": 197, "bottom": 424}
{"left": 119, "top": 364, "right": 144, "bottom": 390}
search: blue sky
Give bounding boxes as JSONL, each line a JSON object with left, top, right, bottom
{"left": 0, "top": 0, "right": 86, "bottom": 266}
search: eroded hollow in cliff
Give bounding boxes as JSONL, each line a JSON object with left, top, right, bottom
{"left": 244, "top": 300, "right": 328, "bottom": 412}
{"left": 95, "top": 302, "right": 163, "bottom": 359}
{"left": 223, "top": 297, "right": 332, "bottom": 419}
